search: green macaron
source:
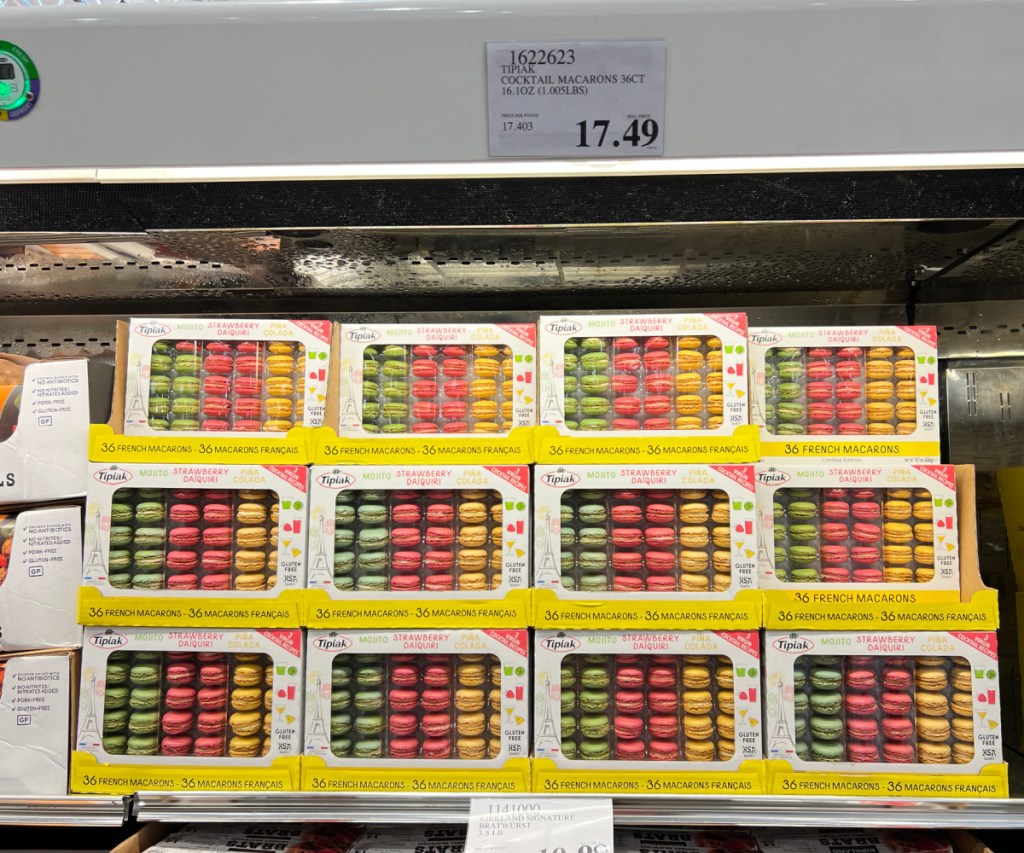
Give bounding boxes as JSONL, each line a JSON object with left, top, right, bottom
{"left": 578, "top": 528, "right": 607, "bottom": 548}
{"left": 129, "top": 664, "right": 160, "bottom": 685}
{"left": 810, "top": 668, "right": 842, "bottom": 690}
{"left": 331, "top": 738, "right": 354, "bottom": 757}
{"left": 810, "top": 740, "right": 845, "bottom": 761}
{"left": 353, "top": 691, "right": 384, "bottom": 712}
{"left": 135, "top": 502, "right": 165, "bottom": 523}
{"left": 103, "top": 735, "right": 128, "bottom": 754}
{"left": 578, "top": 690, "right": 609, "bottom": 713}
{"left": 331, "top": 713, "right": 353, "bottom": 736}
{"left": 788, "top": 546, "right": 818, "bottom": 565}
{"left": 355, "top": 714, "right": 384, "bottom": 735}
{"left": 788, "top": 524, "right": 819, "bottom": 541}
{"left": 809, "top": 716, "right": 843, "bottom": 741}
{"left": 578, "top": 504, "right": 607, "bottom": 524}
{"left": 579, "top": 575, "right": 609, "bottom": 592}
{"left": 331, "top": 690, "right": 353, "bottom": 711}
{"left": 353, "top": 739, "right": 383, "bottom": 758}
{"left": 128, "top": 711, "right": 160, "bottom": 735}
{"left": 103, "top": 709, "right": 129, "bottom": 732}
{"left": 580, "top": 667, "right": 610, "bottom": 689}
{"left": 579, "top": 739, "right": 610, "bottom": 760}
{"left": 129, "top": 688, "right": 161, "bottom": 710}
{"left": 580, "top": 714, "right": 610, "bottom": 738}
{"left": 126, "top": 735, "right": 158, "bottom": 756}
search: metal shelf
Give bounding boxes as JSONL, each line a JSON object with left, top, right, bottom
{"left": 0, "top": 795, "right": 129, "bottom": 827}
{"left": 132, "top": 792, "right": 1024, "bottom": 829}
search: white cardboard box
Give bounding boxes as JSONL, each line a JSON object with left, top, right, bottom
{"left": 0, "top": 505, "right": 82, "bottom": 651}
{"left": 0, "top": 649, "right": 75, "bottom": 795}
{"left": 0, "top": 360, "right": 94, "bottom": 504}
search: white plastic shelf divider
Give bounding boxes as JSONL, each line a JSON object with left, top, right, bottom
{"left": 132, "top": 792, "right": 1024, "bottom": 829}
{"left": 0, "top": 795, "right": 129, "bottom": 826}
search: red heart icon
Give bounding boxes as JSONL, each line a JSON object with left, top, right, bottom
{"left": 506, "top": 522, "right": 516, "bottom": 532}
{"left": 283, "top": 522, "right": 293, "bottom": 533}
{"left": 734, "top": 522, "right": 745, "bottom": 533}
{"left": 936, "top": 518, "right": 946, "bottom": 529}
{"left": 977, "top": 692, "right": 988, "bottom": 703}
{"left": 739, "top": 690, "right": 748, "bottom": 701}
{"left": 505, "top": 689, "right": 515, "bottom": 699}
{"left": 726, "top": 366, "right": 736, "bottom": 375}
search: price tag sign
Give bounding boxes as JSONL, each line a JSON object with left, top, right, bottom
{"left": 467, "top": 797, "right": 614, "bottom": 853}
{"left": 486, "top": 40, "right": 665, "bottom": 157}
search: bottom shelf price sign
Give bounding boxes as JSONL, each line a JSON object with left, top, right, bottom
{"left": 468, "top": 798, "right": 613, "bottom": 853}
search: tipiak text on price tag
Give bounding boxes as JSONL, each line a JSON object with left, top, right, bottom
{"left": 486, "top": 40, "right": 665, "bottom": 158}
{"left": 467, "top": 797, "right": 614, "bottom": 853}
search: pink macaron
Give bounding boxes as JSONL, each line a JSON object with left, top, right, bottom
{"left": 807, "top": 423, "right": 835, "bottom": 435}
{"left": 421, "top": 738, "right": 452, "bottom": 759}
{"left": 851, "top": 545, "right": 881, "bottom": 564}
{"left": 882, "top": 716, "right": 914, "bottom": 741}
{"left": 613, "top": 576, "right": 644, "bottom": 591}
{"left": 880, "top": 692, "right": 913, "bottom": 714}
{"left": 390, "top": 574, "right": 421, "bottom": 591}
{"left": 883, "top": 668, "right": 912, "bottom": 690}
{"left": 197, "top": 687, "right": 226, "bottom": 710}
{"left": 820, "top": 545, "right": 849, "bottom": 563}
{"left": 164, "top": 687, "right": 197, "bottom": 710}
{"left": 853, "top": 568, "right": 883, "bottom": 583}
{"left": 421, "top": 712, "right": 451, "bottom": 738}
{"left": 642, "top": 417, "right": 671, "bottom": 430}
{"left": 883, "top": 742, "right": 915, "bottom": 763}
{"left": 645, "top": 576, "right": 677, "bottom": 591}
{"left": 645, "top": 503, "right": 676, "bottom": 524}
{"left": 610, "top": 505, "right": 642, "bottom": 524}
{"left": 821, "top": 522, "right": 850, "bottom": 541}
{"left": 805, "top": 381, "right": 835, "bottom": 401}
{"left": 835, "top": 360, "right": 863, "bottom": 379}
{"left": 808, "top": 402, "right": 835, "bottom": 422}
{"left": 644, "top": 527, "right": 676, "bottom": 549}
{"left": 160, "top": 735, "right": 194, "bottom": 757}
{"left": 851, "top": 502, "right": 881, "bottom": 520}
{"left": 425, "top": 552, "right": 454, "bottom": 572}
{"left": 643, "top": 351, "right": 671, "bottom": 372}
{"left": 161, "top": 710, "right": 195, "bottom": 735}
{"left": 389, "top": 737, "right": 420, "bottom": 759}
{"left": 848, "top": 743, "right": 880, "bottom": 762}
{"left": 648, "top": 690, "right": 678, "bottom": 713}
{"left": 422, "top": 665, "right": 451, "bottom": 687}
{"left": 420, "top": 689, "right": 451, "bottom": 711}
{"left": 168, "top": 527, "right": 200, "bottom": 547}
{"left": 643, "top": 395, "right": 672, "bottom": 415}
{"left": 852, "top": 522, "right": 882, "bottom": 543}
{"left": 165, "top": 663, "right": 197, "bottom": 685}
{"left": 647, "top": 667, "right": 677, "bottom": 688}
{"left": 611, "top": 528, "right": 643, "bottom": 548}
{"left": 847, "top": 718, "right": 879, "bottom": 741}
{"left": 611, "top": 374, "right": 639, "bottom": 394}
{"left": 834, "top": 381, "right": 863, "bottom": 400}
{"left": 389, "top": 689, "right": 420, "bottom": 711}
{"left": 615, "top": 690, "right": 644, "bottom": 713}
{"left": 390, "top": 666, "right": 420, "bottom": 687}
{"left": 806, "top": 360, "right": 834, "bottom": 379}
{"left": 614, "top": 716, "right": 644, "bottom": 740}
{"left": 193, "top": 736, "right": 225, "bottom": 757}
{"left": 388, "top": 713, "right": 419, "bottom": 736}
{"left": 839, "top": 422, "right": 867, "bottom": 435}
{"left": 822, "top": 566, "right": 851, "bottom": 583}
{"left": 648, "top": 715, "right": 679, "bottom": 739}
{"left": 821, "top": 501, "right": 850, "bottom": 520}
{"left": 645, "top": 373, "right": 674, "bottom": 393}
{"left": 644, "top": 551, "right": 676, "bottom": 574}
{"left": 837, "top": 402, "right": 865, "bottom": 421}
{"left": 167, "top": 573, "right": 199, "bottom": 590}
{"left": 845, "top": 694, "right": 878, "bottom": 716}
{"left": 615, "top": 668, "right": 645, "bottom": 689}
{"left": 615, "top": 740, "right": 647, "bottom": 760}
{"left": 424, "top": 574, "right": 454, "bottom": 590}
{"left": 845, "top": 669, "right": 876, "bottom": 689}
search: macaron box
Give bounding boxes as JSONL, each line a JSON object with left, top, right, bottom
{"left": 532, "top": 465, "right": 759, "bottom": 629}
{"left": 748, "top": 326, "right": 940, "bottom": 462}
{"left": 764, "top": 631, "right": 1006, "bottom": 796}
{"left": 302, "top": 629, "right": 530, "bottom": 791}
{"left": 122, "top": 318, "right": 333, "bottom": 437}
{"left": 305, "top": 465, "right": 530, "bottom": 627}
{"left": 755, "top": 464, "right": 960, "bottom": 593}
{"left": 336, "top": 323, "right": 537, "bottom": 438}
{"left": 0, "top": 505, "right": 82, "bottom": 651}
{"left": 538, "top": 313, "right": 749, "bottom": 439}
{"left": 532, "top": 630, "right": 764, "bottom": 793}
{"left": 80, "top": 463, "right": 308, "bottom": 626}
{"left": 72, "top": 627, "right": 304, "bottom": 793}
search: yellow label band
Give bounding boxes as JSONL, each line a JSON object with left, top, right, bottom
{"left": 71, "top": 753, "right": 301, "bottom": 795}
{"left": 763, "top": 588, "right": 998, "bottom": 630}
{"left": 78, "top": 587, "right": 304, "bottom": 628}
{"left": 760, "top": 438, "right": 940, "bottom": 459}
{"left": 301, "top": 757, "right": 530, "bottom": 792}
{"left": 534, "top": 425, "right": 760, "bottom": 464}
{"left": 313, "top": 426, "right": 534, "bottom": 465}
{"left": 304, "top": 589, "right": 531, "bottom": 628}
{"left": 90, "top": 424, "right": 311, "bottom": 465}
{"left": 533, "top": 589, "right": 761, "bottom": 630}
{"left": 768, "top": 763, "right": 1008, "bottom": 798}
{"left": 532, "top": 759, "right": 766, "bottom": 795}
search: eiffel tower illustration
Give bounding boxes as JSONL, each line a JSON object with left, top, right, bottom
{"left": 305, "top": 674, "right": 329, "bottom": 748}
{"left": 541, "top": 355, "right": 564, "bottom": 423}
{"left": 85, "top": 505, "right": 108, "bottom": 577}
{"left": 339, "top": 364, "right": 360, "bottom": 424}
{"left": 80, "top": 672, "right": 101, "bottom": 746}
{"left": 768, "top": 680, "right": 794, "bottom": 754}
{"left": 536, "top": 509, "right": 559, "bottom": 581}
{"left": 308, "top": 511, "right": 333, "bottom": 586}
{"left": 124, "top": 361, "right": 148, "bottom": 424}
{"left": 538, "top": 676, "right": 559, "bottom": 747}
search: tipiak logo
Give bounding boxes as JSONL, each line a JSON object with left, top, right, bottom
{"left": 540, "top": 634, "right": 581, "bottom": 652}
{"left": 544, "top": 319, "right": 583, "bottom": 336}
{"left": 313, "top": 633, "right": 352, "bottom": 651}
{"left": 94, "top": 466, "right": 133, "bottom": 485}
{"left": 772, "top": 634, "right": 814, "bottom": 654}
{"left": 540, "top": 469, "right": 581, "bottom": 488}
{"left": 89, "top": 629, "right": 128, "bottom": 649}
{"left": 749, "top": 331, "right": 783, "bottom": 345}
{"left": 344, "top": 327, "right": 382, "bottom": 343}
{"left": 133, "top": 322, "right": 171, "bottom": 338}
{"left": 756, "top": 468, "right": 791, "bottom": 486}
{"left": 315, "top": 470, "right": 356, "bottom": 490}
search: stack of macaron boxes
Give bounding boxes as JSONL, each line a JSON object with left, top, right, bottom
{"left": 59, "top": 316, "right": 1004, "bottom": 797}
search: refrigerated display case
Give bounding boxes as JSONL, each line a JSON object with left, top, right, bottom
{"left": 3, "top": 0, "right": 1024, "bottom": 832}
